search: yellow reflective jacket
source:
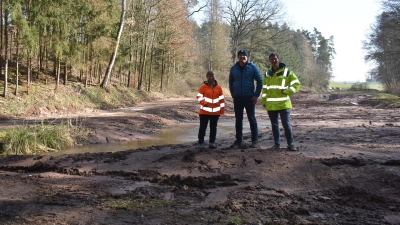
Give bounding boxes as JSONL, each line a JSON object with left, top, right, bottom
{"left": 261, "top": 63, "right": 300, "bottom": 111}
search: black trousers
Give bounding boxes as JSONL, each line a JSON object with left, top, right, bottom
{"left": 198, "top": 114, "right": 220, "bottom": 144}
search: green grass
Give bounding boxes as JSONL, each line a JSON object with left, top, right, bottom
{"left": 366, "top": 82, "right": 384, "bottom": 90}
{"left": 0, "top": 81, "right": 189, "bottom": 117}
{"left": 228, "top": 216, "right": 242, "bottom": 225}
{"left": 358, "top": 92, "right": 400, "bottom": 108}
{"left": 329, "top": 81, "right": 353, "bottom": 89}
{"left": 329, "top": 81, "right": 384, "bottom": 91}
{"left": 102, "top": 196, "right": 184, "bottom": 215}
{"left": 0, "top": 120, "right": 90, "bottom": 155}
{"left": 1, "top": 127, "right": 39, "bottom": 155}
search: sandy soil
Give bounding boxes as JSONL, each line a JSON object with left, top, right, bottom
{"left": 0, "top": 93, "right": 399, "bottom": 225}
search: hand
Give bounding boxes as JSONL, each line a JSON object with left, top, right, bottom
{"left": 251, "top": 96, "right": 258, "bottom": 105}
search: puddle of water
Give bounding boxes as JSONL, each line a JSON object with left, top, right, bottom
{"left": 49, "top": 119, "right": 271, "bottom": 155}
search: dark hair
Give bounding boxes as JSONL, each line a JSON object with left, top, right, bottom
{"left": 269, "top": 52, "right": 280, "bottom": 59}
{"left": 206, "top": 70, "right": 214, "bottom": 76}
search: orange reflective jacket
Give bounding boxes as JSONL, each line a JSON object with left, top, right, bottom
{"left": 196, "top": 81, "right": 225, "bottom": 115}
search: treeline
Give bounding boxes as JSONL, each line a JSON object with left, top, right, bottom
{"left": 364, "top": 0, "right": 400, "bottom": 95}
{"left": 0, "top": 0, "right": 336, "bottom": 99}
{"left": 198, "top": 0, "right": 335, "bottom": 91}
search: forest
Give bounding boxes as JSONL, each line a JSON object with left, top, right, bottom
{"left": 0, "top": 0, "right": 398, "bottom": 98}
{"left": 363, "top": 0, "right": 400, "bottom": 95}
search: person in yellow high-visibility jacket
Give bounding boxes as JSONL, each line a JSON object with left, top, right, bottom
{"left": 261, "top": 53, "right": 301, "bottom": 151}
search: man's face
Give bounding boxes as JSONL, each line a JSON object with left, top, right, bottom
{"left": 238, "top": 53, "right": 248, "bottom": 64}
{"left": 269, "top": 55, "right": 280, "bottom": 67}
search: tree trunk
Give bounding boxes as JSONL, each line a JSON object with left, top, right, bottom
{"left": 118, "top": 65, "right": 122, "bottom": 86}
{"left": 15, "top": 34, "right": 19, "bottom": 95}
{"left": 0, "top": 0, "right": 3, "bottom": 87}
{"left": 127, "top": 36, "right": 133, "bottom": 87}
{"left": 27, "top": 50, "right": 31, "bottom": 95}
{"left": 63, "top": 62, "right": 67, "bottom": 85}
{"left": 0, "top": 0, "right": 3, "bottom": 53}
{"left": 160, "top": 50, "right": 165, "bottom": 91}
{"left": 55, "top": 57, "right": 60, "bottom": 90}
{"left": 148, "top": 31, "right": 156, "bottom": 92}
{"left": 38, "top": 36, "right": 42, "bottom": 72}
{"left": 45, "top": 44, "right": 49, "bottom": 72}
{"left": 3, "top": 5, "right": 8, "bottom": 98}
{"left": 85, "top": 46, "right": 88, "bottom": 87}
{"left": 101, "top": 0, "right": 126, "bottom": 89}
{"left": 138, "top": 24, "right": 150, "bottom": 91}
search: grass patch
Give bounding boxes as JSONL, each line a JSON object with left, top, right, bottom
{"left": 102, "top": 196, "right": 178, "bottom": 212}
{"left": 0, "top": 120, "right": 90, "bottom": 155}
{"left": 358, "top": 93, "right": 400, "bottom": 108}
{"left": 366, "top": 82, "right": 384, "bottom": 90}
{"left": 329, "top": 81, "right": 353, "bottom": 90}
{"left": 228, "top": 216, "right": 242, "bottom": 225}
{"left": 329, "top": 81, "right": 384, "bottom": 91}
{"left": 0, "top": 81, "right": 185, "bottom": 117}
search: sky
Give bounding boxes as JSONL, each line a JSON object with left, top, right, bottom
{"left": 283, "top": 0, "right": 382, "bottom": 82}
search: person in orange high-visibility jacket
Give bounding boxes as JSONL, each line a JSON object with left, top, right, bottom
{"left": 196, "top": 70, "right": 225, "bottom": 149}
{"left": 261, "top": 52, "right": 300, "bottom": 151}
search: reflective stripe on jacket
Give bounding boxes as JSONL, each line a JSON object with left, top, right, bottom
{"left": 196, "top": 81, "right": 225, "bottom": 115}
{"left": 261, "top": 63, "right": 300, "bottom": 111}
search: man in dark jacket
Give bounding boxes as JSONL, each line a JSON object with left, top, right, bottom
{"left": 229, "top": 49, "right": 263, "bottom": 148}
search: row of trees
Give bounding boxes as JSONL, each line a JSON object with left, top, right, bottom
{"left": 363, "top": 0, "right": 400, "bottom": 95}
{"left": 0, "top": 0, "right": 195, "bottom": 97}
{"left": 198, "top": 0, "right": 335, "bottom": 90}
{"left": 0, "top": 0, "right": 336, "bottom": 99}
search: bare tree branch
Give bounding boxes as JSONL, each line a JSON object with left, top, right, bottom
{"left": 187, "top": 1, "right": 209, "bottom": 19}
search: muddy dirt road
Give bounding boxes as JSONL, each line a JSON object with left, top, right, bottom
{"left": 0, "top": 93, "right": 399, "bottom": 225}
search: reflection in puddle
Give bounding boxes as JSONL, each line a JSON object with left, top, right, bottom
{"left": 49, "top": 119, "right": 270, "bottom": 155}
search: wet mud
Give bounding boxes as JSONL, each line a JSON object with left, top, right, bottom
{"left": 0, "top": 93, "right": 399, "bottom": 225}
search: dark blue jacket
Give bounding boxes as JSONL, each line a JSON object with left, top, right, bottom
{"left": 229, "top": 61, "right": 262, "bottom": 97}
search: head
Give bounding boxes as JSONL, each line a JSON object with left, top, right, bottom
{"left": 237, "top": 49, "right": 249, "bottom": 65}
{"left": 206, "top": 70, "right": 215, "bottom": 83}
{"left": 269, "top": 52, "right": 280, "bottom": 69}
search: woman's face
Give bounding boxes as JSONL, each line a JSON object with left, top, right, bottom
{"left": 206, "top": 73, "right": 215, "bottom": 83}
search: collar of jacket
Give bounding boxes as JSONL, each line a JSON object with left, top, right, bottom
{"left": 236, "top": 60, "right": 255, "bottom": 68}
{"left": 267, "top": 62, "right": 286, "bottom": 76}
{"left": 205, "top": 80, "right": 218, "bottom": 86}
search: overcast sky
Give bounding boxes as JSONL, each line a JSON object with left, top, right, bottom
{"left": 283, "top": 0, "right": 382, "bottom": 82}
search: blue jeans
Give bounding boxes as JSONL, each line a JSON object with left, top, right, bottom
{"left": 268, "top": 109, "right": 294, "bottom": 146}
{"left": 198, "top": 115, "right": 220, "bottom": 144}
{"left": 233, "top": 96, "right": 258, "bottom": 143}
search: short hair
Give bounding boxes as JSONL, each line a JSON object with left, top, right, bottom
{"left": 206, "top": 70, "right": 214, "bottom": 76}
{"left": 269, "top": 52, "right": 280, "bottom": 59}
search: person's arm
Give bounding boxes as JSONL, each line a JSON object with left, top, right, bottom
{"left": 261, "top": 72, "right": 267, "bottom": 107}
{"left": 228, "top": 68, "right": 234, "bottom": 96}
{"left": 196, "top": 84, "right": 207, "bottom": 106}
{"left": 219, "top": 86, "right": 225, "bottom": 115}
{"left": 282, "top": 71, "right": 300, "bottom": 96}
{"left": 252, "top": 65, "right": 263, "bottom": 104}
